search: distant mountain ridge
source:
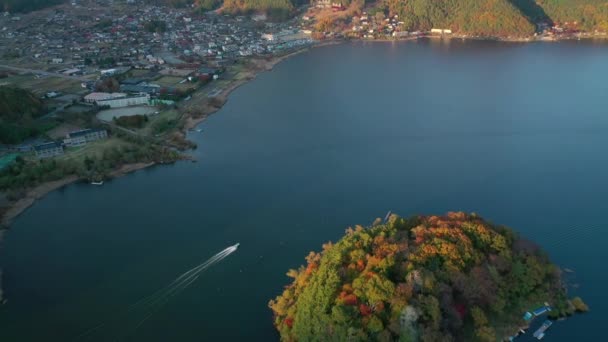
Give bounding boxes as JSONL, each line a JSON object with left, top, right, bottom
{"left": 2, "top": 0, "right": 607, "bottom": 33}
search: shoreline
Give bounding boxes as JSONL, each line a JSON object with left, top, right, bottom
{"left": 183, "top": 40, "right": 342, "bottom": 131}
{"left": 0, "top": 41, "right": 334, "bottom": 230}
{"left": 0, "top": 32, "right": 605, "bottom": 229}
{"left": 0, "top": 162, "right": 155, "bottom": 228}
{"left": 350, "top": 33, "right": 608, "bottom": 44}
{"left": 1, "top": 33, "right": 605, "bottom": 229}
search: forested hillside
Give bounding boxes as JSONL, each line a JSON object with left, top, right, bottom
{"left": 539, "top": 0, "right": 608, "bottom": 31}
{"left": 0, "top": 86, "right": 46, "bottom": 144}
{"left": 270, "top": 213, "right": 587, "bottom": 341}
{"left": 386, "top": 0, "right": 536, "bottom": 36}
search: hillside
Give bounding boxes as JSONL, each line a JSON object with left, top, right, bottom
{"left": 221, "top": 0, "right": 310, "bottom": 20}
{"left": 539, "top": 0, "right": 608, "bottom": 31}
{"left": 0, "top": 86, "right": 46, "bottom": 144}
{"left": 0, "top": 0, "right": 64, "bottom": 13}
{"left": 384, "top": 0, "right": 535, "bottom": 36}
{"left": 270, "top": 212, "right": 587, "bottom": 341}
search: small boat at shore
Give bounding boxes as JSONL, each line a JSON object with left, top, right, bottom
{"left": 91, "top": 181, "right": 104, "bottom": 186}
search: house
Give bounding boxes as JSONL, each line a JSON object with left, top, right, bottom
{"left": 51, "top": 58, "right": 63, "bottom": 64}
{"left": 34, "top": 142, "right": 64, "bottom": 159}
{"left": 198, "top": 67, "right": 220, "bottom": 77}
{"left": 315, "top": 0, "right": 331, "bottom": 8}
{"left": 64, "top": 128, "right": 108, "bottom": 147}
{"left": 261, "top": 33, "right": 275, "bottom": 41}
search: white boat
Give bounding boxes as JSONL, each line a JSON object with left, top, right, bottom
{"left": 91, "top": 181, "right": 104, "bottom": 186}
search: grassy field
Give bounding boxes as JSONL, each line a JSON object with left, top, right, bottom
{"left": 0, "top": 74, "right": 85, "bottom": 96}
{"left": 57, "top": 137, "right": 133, "bottom": 162}
{"left": 141, "top": 109, "right": 181, "bottom": 136}
{"left": 155, "top": 76, "right": 185, "bottom": 87}
{"left": 128, "top": 69, "right": 153, "bottom": 78}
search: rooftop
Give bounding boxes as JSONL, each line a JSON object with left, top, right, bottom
{"left": 34, "top": 142, "right": 62, "bottom": 151}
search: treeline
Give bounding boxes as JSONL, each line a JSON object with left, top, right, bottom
{"left": 0, "top": 0, "right": 63, "bottom": 13}
{"left": 113, "top": 114, "right": 149, "bottom": 129}
{"left": 0, "top": 86, "right": 47, "bottom": 144}
{"left": 0, "top": 140, "right": 180, "bottom": 194}
{"left": 270, "top": 213, "right": 587, "bottom": 341}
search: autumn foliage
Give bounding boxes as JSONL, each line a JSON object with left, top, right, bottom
{"left": 269, "top": 212, "right": 580, "bottom": 341}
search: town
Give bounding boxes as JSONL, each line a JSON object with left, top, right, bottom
{"left": 0, "top": 0, "right": 604, "bottom": 217}
{"left": 0, "top": 0, "right": 314, "bottom": 175}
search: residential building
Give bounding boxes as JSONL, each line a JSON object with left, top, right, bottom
{"left": 34, "top": 142, "right": 64, "bottom": 159}
{"left": 64, "top": 128, "right": 108, "bottom": 147}
{"left": 96, "top": 94, "right": 150, "bottom": 108}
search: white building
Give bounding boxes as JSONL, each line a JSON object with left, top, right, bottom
{"left": 96, "top": 94, "right": 150, "bottom": 108}
{"left": 431, "top": 28, "right": 452, "bottom": 34}
{"left": 393, "top": 31, "right": 410, "bottom": 38}
{"left": 84, "top": 92, "right": 127, "bottom": 104}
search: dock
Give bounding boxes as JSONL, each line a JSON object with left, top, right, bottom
{"left": 533, "top": 320, "right": 553, "bottom": 340}
{"left": 383, "top": 210, "right": 392, "bottom": 223}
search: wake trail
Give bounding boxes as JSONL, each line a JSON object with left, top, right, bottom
{"left": 128, "top": 247, "right": 235, "bottom": 312}
{"left": 71, "top": 244, "right": 239, "bottom": 341}
{"left": 135, "top": 249, "right": 234, "bottom": 312}
{"left": 132, "top": 275, "right": 200, "bottom": 334}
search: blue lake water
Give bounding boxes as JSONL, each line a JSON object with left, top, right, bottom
{"left": 1, "top": 39, "right": 607, "bottom": 340}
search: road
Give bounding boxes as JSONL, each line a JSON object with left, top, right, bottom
{"left": 0, "top": 64, "right": 92, "bottom": 82}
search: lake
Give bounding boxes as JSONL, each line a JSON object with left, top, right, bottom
{"left": 1, "top": 39, "right": 607, "bottom": 341}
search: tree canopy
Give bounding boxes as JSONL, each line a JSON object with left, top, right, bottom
{"left": 0, "top": 86, "right": 46, "bottom": 144}
{"left": 270, "top": 212, "right": 586, "bottom": 341}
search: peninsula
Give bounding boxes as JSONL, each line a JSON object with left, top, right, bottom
{"left": 269, "top": 212, "right": 588, "bottom": 341}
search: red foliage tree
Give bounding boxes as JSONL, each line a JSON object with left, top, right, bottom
{"left": 359, "top": 304, "right": 372, "bottom": 316}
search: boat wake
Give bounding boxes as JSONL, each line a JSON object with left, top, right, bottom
{"left": 73, "top": 244, "right": 239, "bottom": 341}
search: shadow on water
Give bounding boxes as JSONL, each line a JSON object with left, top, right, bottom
{"left": 508, "top": 0, "right": 553, "bottom": 26}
